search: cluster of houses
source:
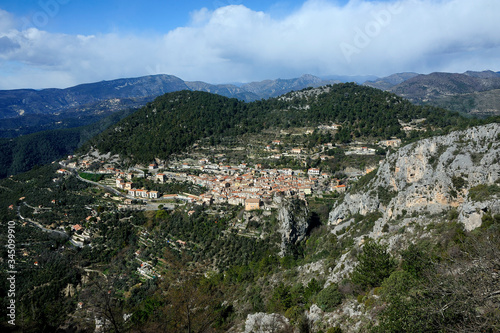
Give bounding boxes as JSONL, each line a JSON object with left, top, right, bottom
{"left": 137, "top": 261, "right": 158, "bottom": 279}
{"left": 114, "top": 161, "right": 346, "bottom": 211}
{"left": 188, "top": 169, "right": 320, "bottom": 208}
{"left": 64, "top": 153, "right": 349, "bottom": 212}
{"left": 87, "top": 158, "right": 347, "bottom": 211}
{"left": 113, "top": 175, "right": 159, "bottom": 199}
{"left": 127, "top": 188, "right": 159, "bottom": 199}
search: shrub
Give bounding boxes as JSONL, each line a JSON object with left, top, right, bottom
{"left": 451, "top": 175, "right": 466, "bottom": 190}
{"left": 285, "top": 305, "right": 305, "bottom": 324}
{"left": 447, "top": 208, "right": 459, "bottom": 221}
{"left": 377, "top": 186, "right": 396, "bottom": 206}
{"left": 400, "top": 243, "right": 431, "bottom": 279}
{"left": 327, "top": 327, "right": 343, "bottom": 333}
{"left": 304, "top": 278, "right": 322, "bottom": 302}
{"left": 468, "top": 184, "right": 500, "bottom": 201}
{"left": 481, "top": 213, "right": 500, "bottom": 229}
{"left": 380, "top": 270, "right": 416, "bottom": 301}
{"left": 315, "top": 283, "right": 343, "bottom": 312}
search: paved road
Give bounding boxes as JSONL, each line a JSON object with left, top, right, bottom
{"left": 76, "top": 173, "right": 132, "bottom": 198}
{"left": 17, "top": 203, "right": 87, "bottom": 247}
{"left": 17, "top": 204, "right": 69, "bottom": 238}
{"left": 74, "top": 171, "right": 179, "bottom": 211}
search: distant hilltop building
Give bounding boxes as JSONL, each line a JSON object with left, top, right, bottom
{"left": 318, "top": 124, "right": 341, "bottom": 130}
{"left": 307, "top": 168, "right": 320, "bottom": 176}
{"left": 379, "top": 139, "right": 401, "bottom": 148}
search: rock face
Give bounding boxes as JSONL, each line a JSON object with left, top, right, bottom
{"left": 63, "top": 283, "right": 76, "bottom": 298}
{"left": 329, "top": 123, "right": 500, "bottom": 232}
{"left": 277, "top": 198, "right": 310, "bottom": 256}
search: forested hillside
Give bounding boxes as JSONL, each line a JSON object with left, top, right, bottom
{"left": 87, "top": 83, "right": 478, "bottom": 163}
{"left": 0, "top": 108, "right": 138, "bottom": 178}
{"left": 1, "top": 82, "right": 482, "bottom": 179}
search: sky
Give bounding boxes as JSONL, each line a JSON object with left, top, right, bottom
{"left": 0, "top": 0, "right": 499, "bottom": 90}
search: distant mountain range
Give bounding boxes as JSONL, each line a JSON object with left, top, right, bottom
{"left": 0, "top": 74, "right": 343, "bottom": 137}
{"left": 364, "top": 70, "right": 500, "bottom": 117}
{"left": 363, "top": 72, "right": 420, "bottom": 90}
{"left": 3, "top": 70, "right": 500, "bottom": 120}
{"left": 1, "top": 70, "right": 499, "bottom": 139}
{"left": 0, "top": 74, "right": 341, "bottom": 120}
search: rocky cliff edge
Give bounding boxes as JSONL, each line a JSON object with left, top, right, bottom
{"left": 329, "top": 123, "right": 500, "bottom": 234}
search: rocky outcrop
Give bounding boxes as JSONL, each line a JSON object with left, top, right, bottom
{"left": 277, "top": 198, "right": 310, "bottom": 257}
{"left": 244, "top": 313, "right": 291, "bottom": 333}
{"left": 62, "top": 283, "right": 77, "bottom": 298}
{"left": 329, "top": 123, "right": 500, "bottom": 232}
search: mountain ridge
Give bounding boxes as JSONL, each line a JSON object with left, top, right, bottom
{"left": 0, "top": 74, "right": 342, "bottom": 121}
{"left": 363, "top": 72, "right": 420, "bottom": 90}
{"left": 84, "top": 84, "right": 477, "bottom": 167}
{"left": 364, "top": 70, "right": 500, "bottom": 117}
{"left": 2, "top": 70, "right": 499, "bottom": 127}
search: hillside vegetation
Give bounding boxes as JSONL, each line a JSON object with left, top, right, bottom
{"left": 1, "top": 85, "right": 499, "bottom": 333}
{"left": 87, "top": 83, "right": 478, "bottom": 164}
{"left": 0, "top": 107, "right": 138, "bottom": 178}
{"left": 1, "top": 124, "right": 499, "bottom": 332}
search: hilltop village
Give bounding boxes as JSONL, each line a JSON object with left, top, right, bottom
{"left": 59, "top": 135, "right": 403, "bottom": 212}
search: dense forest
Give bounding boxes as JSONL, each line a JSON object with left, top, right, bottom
{"left": 86, "top": 84, "right": 483, "bottom": 164}
{"left": 0, "top": 107, "right": 138, "bottom": 179}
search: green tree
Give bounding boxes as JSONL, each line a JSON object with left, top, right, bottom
{"left": 400, "top": 244, "right": 431, "bottom": 279}
{"left": 304, "top": 278, "right": 322, "bottom": 302}
{"left": 268, "top": 282, "right": 293, "bottom": 312}
{"left": 351, "top": 240, "right": 396, "bottom": 289}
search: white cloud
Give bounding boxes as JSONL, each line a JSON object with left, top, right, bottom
{"left": 0, "top": 0, "right": 499, "bottom": 89}
{"left": 0, "top": 9, "right": 16, "bottom": 32}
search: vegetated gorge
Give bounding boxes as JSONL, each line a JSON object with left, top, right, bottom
{"left": 0, "top": 83, "right": 499, "bottom": 333}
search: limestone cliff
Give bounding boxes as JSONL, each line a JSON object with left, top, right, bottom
{"left": 329, "top": 123, "right": 500, "bottom": 233}
{"left": 277, "top": 198, "right": 310, "bottom": 257}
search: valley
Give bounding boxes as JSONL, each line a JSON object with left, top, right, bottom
{"left": 1, "top": 0, "right": 499, "bottom": 331}
{"left": 0, "top": 84, "right": 499, "bottom": 333}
